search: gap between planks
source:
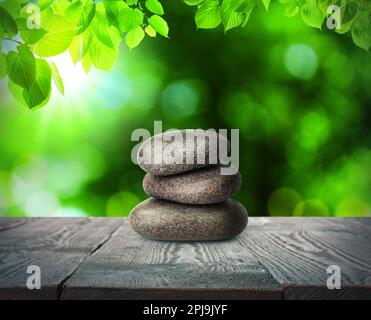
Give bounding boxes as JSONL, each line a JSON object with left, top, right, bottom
{"left": 0, "top": 218, "right": 30, "bottom": 232}
{"left": 56, "top": 221, "right": 123, "bottom": 300}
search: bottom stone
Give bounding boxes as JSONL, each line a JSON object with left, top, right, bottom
{"left": 129, "top": 198, "right": 248, "bottom": 241}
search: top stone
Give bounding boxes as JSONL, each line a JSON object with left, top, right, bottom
{"left": 137, "top": 129, "right": 230, "bottom": 176}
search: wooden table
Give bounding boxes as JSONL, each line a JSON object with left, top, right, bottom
{"left": 0, "top": 217, "right": 370, "bottom": 300}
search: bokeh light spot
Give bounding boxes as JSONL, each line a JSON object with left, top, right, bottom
{"left": 284, "top": 44, "right": 318, "bottom": 80}
{"left": 220, "top": 92, "right": 268, "bottom": 140}
{"left": 336, "top": 198, "right": 370, "bottom": 217}
{"left": 268, "top": 188, "right": 302, "bottom": 216}
{"left": 297, "top": 111, "right": 330, "bottom": 150}
{"left": 53, "top": 206, "right": 87, "bottom": 217}
{"left": 293, "top": 199, "right": 329, "bottom": 216}
{"left": 0, "top": 172, "right": 11, "bottom": 213}
{"left": 45, "top": 159, "right": 87, "bottom": 197}
{"left": 131, "top": 73, "right": 162, "bottom": 111}
{"left": 106, "top": 191, "right": 140, "bottom": 217}
{"left": 11, "top": 156, "right": 48, "bottom": 205}
{"left": 25, "top": 191, "right": 59, "bottom": 217}
{"left": 162, "top": 79, "right": 202, "bottom": 118}
{"left": 71, "top": 145, "right": 106, "bottom": 181}
{"left": 324, "top": 52, "right": 354, "bottom": 89}
{"left": 94, "top": 70, "right": 132, "bottom": 109}
{"left": 286, "top": 141, "right": 317, "bottom": 168}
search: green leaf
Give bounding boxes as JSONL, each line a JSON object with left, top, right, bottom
{"left": 0, "top": 7, "right": 18, "bottom": 37}
{"left": 69, "top": 30, "right": 93, "bottom": 63}
{"left": 19, "top": 2, "right": 43, "bottom": 25}
{"left": 110, "top": 25, "right": 124, "bottom": 48}
{"left": 145, "top": 24, "right": 156, "bottom": 37}
{"left": 6, "top": 44, "right": 36, "bottom": 89}
{"left": 184, "top": 0, "right": 205, "bottom": 6}
{"left": 318, "top": 0, "right": 333, "bottom": 14}
{"left": 149, "top": 15, "right": 169, "bottom": 37}
{"left": 21, "top": 28, "right": 47, "bottom": 44}
{"left": 50, "top": 61, "right": 64, "bottom": 95}
{"left": 0, "top": 53, "right": 7, "bottom": 79}
{"left": 69, "top": 35, "right": 83, "bottom": 64}
{"left": 145, "top": 0, "right": 164, "bottom": 15}
{"left": 89, "top": 33, "right": 119, "bottom": 70}
{"left": 92, "top": 2, "right": 113, "bottom": 48}
{"left": 8, "top": 79, "right": 26, "bottom": 104}
{"left": 104, "top": 0, "right": 129, "bottom": 14}
{"left": 285, "top": 3, "right": 299, "bottom": 17}
{"left": 34, "top": 13, "right": 77, "bottom": 57}
{"left": 16, "top": 17, "right": 47, "bottom": 44}
{"left": 126, "top": 0, "right": 138, "bottom": 5}
{"left": 238, "top": 0, "right": 256, "bottom": 27}
{"left": 221, "top": 0, "right": 245, "bottom": 32}
{"left": 237, "top": 0, "right": 255, "bottom": 13}
{"left": 0, "top": 0, "right": 21, "bottom": 18}
{"left": 77, "top": 1, "right": 96, "bottom": 34}
{"left": 23, "top": 59, "right": 52, "bottom": 109}
{"left": 195, "top": 0, "right": 222, "bottom": 29}
{"left": 51, "top": 0, "right": 71, "bottom": 15}
{"left": 352, "top": 12, "right": 371, "bottom": 51}
{"left": 81, "top": 53, "right": 92, "bottom": 73}
{"left": 261, "top": 0, "right": 271, "bottom": 11}
{"left": 335, "top": 0, "right": 358, "bottom": 34}
{"left": 104, "top": 0, "right": 126, "bottom": 30}
{"left": 119, "top": 8, "right": 143, "bottom": 32}
{"left": 340, "top": 0, "right": 358, "bottom": 24}
{"left": 125, "top": 25, "right": 145, "bottom": 49}
{"left": 65, "top": 0, "right": 84, "bottom": 23}
{"left": 301, "top": 3, "right": 324, "bottom": 29}
{"left": 37, "top": 0, "right": 55, "bottom": 11}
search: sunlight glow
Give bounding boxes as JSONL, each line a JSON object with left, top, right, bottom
{"left": 46, "top": 52, "right": 132, "bottom": 111}
{"left": 32, "top": 51, "right": 132, "bottom": 139}
{"left": 49, "top": 52, "right": 89, "bottom": 97}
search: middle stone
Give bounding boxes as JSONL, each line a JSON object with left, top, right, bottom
{"left": 143, "top": 166, "right": 242, "bottom": 204}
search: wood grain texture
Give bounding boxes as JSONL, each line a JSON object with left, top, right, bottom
{"left": 0, "top": 218, "right": 122, "bottom": 299}
{"left": 240, "top": 218, "right": 371, "bottom": 299}
{"left": 62, "top": 220, "right": 281, "bottom": 300}
{"left": 0, "top": 218, "right": 28, "bottom": 231}
{"left": 0, "top": 217, "right": 370, "bottom": 300}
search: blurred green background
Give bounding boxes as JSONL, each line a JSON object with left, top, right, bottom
{"left": 0, "top": 1, "right": 370, "bottom": 218}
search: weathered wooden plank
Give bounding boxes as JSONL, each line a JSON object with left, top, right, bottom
{"left": 0, "top": 218, "right": 123, "bottom": 299}
{"left": 62, "top": 220, "right": 282, "bottom": 300}
{"left": 240, "top": 218, "right": 371, "bottom": 300}
{"left": 0, "top": 218, "right": 28, "bottom": 232}
{"left": 62, "top": 288, "right": 281, "bottom": 300}
{"left": 283, "top": 285, "right": 371, "bottom": 300}
{"left": 1, "top": 217, "right": 370, "bottom": 300}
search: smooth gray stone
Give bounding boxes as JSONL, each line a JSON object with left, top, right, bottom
{"left": 130, "top": 198, "right": 248, "bottom": 241}
{"left": 137, "top": 130, "right": 230, "bottom": 176}
{"left": 143, "top": 166, "right": 242, "bottom": 204}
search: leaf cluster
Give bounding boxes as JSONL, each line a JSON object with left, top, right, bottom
{"left": 0, "top": 0, "right": 169, "bottom": 109}
{"left": 0, "top": 0, "right": 369, "bottom": 110}
{"left": 187, "top": 0, "right": 371, "bottom": 50}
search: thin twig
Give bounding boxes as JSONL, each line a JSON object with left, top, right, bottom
{"left": 3, "top": 38, "right": 22, "bottom": 45}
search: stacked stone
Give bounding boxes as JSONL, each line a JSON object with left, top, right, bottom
{"left": 129, "top": 130, "right": 248, "bottom": 241}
